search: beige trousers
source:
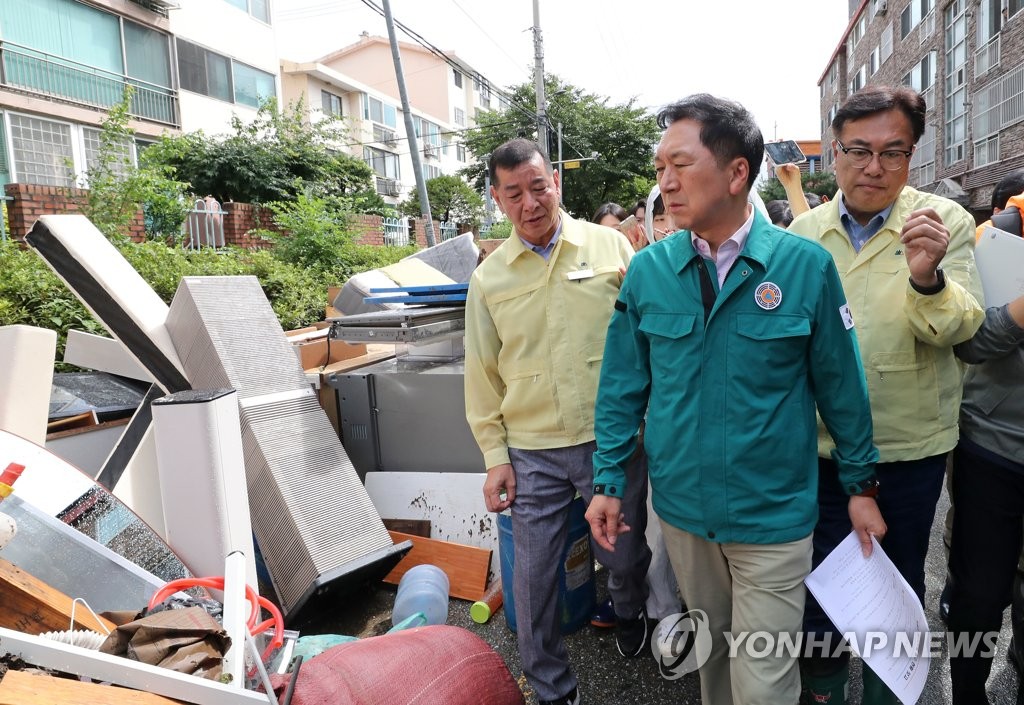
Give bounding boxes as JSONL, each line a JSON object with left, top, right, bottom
{"left": 660, "top": 521, "right": 812, "bottom": 705}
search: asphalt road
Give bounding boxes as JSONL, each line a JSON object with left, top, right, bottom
{"left": 320, "top": 485, "right": 1019, "bottom": 705}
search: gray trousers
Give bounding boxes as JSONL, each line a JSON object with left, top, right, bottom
{"left": 508, "top": 442, "right": 651, "bottom": 701}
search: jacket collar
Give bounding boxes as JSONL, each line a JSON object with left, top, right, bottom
{"left": 670, "top": 207, "right": 776, "bottom": 274}
{"left": 503, "top": 210, "right": 579, "bottom": 265}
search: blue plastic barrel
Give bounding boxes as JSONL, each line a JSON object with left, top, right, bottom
{"left": 497, "top": 495, "right": 595, "bottom": 634}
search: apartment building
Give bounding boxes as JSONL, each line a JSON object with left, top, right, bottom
{"left": 283, "top": 33, "right": 504, "bottom": 202}
{"left": 818, "top": 0, "right": 1024, "bottom": 216}
{"left": 0, "top": 0, "right": 279, "bottom": 189}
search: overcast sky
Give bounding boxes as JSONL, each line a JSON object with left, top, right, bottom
{"left": 274, "top": 0, "right": 852, "bottom": 143}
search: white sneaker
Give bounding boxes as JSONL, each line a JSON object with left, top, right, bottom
{"left": 654, "top": 616, "right": 687, "bottom": 660}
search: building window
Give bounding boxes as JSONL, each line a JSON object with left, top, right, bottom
{"left": 422, "top": 165, "right": 442, "bottom": 180}
{"left": 177, "top": 39, "right": 232, "bottom": 102}
{"left": 474, "top": 76, "right": 491, "bottom": 108}
{"left": 881, "top": 24, "right": 894, "bottom": 63}
{"left": 454, "top": 107, "right": 465, "bottom": 126}
{"left": 82, "top": 127, "right": 134, "bottom": 178}
{"left": 322, "top": 90, "right": 343, "bottom": 117}
{"left": 176, "top": 39, "right": 273, "bottom": 107}
{"left": 944, "top": 0, "right": 968, "bottom": 165}
{"left": 363, "top": 146, "right": 399, "bottom": 179}
{"left": 232, "top": 61, "right": 275, "bottom": 108}
{"left": 222, "top": 0, "right": 270, "bottom": 23}
{"left": 972, "top": 60, "right": 1024, "bottom": 140}
{"left": 974, "top": 134, "right": 999, "bottom": 167}
{"left": 363, "top": 94, "right": 397, "bottom": 128}
{"left": 453, "top": 69, "right": 463, "bottom": 88}
{"left": 457, "top": 144, "right": 466, "bottom": 162}
{"left": 901, "top": 0, "right": 935, "bottom": 38}
{"left": 903, "top": 51, "right": 937, "bottom": 92}
{"left": 870, "top": 46, "right": 881, "bottom": 74}
{"left": 850, "top": 64, "right": 867, "bottom": 93}
{"left": 8, "top": 114, "right": 75, "bottom": 186}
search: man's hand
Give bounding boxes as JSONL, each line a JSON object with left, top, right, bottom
{"left": 483, "top": 463, "right": 515, "bottom": 512}
{"left": 901, "top": 207, "right": 950, "bottom": 288}
{"left": 585, "top": 495, "right": 630, "bottom": 552}
{"left": 848, "top": 496, "right": 887, "bottom": 558}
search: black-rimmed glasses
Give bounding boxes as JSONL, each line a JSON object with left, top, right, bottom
{"left": 835, "top": 139, "right": 914, "bottom": 171}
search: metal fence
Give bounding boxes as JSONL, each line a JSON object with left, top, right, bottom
{"left": 438, "top": 221, "right": 457, "bottom": 241}
{"left": 182, "top": 197, "right": 226, "bottom": 249}
{"left": 382, "top": 216, "right": 410, "bottom": 246}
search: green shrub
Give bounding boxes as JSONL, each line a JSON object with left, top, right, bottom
{"left": 484, "top": 220, "right": 513, "bottom": 239}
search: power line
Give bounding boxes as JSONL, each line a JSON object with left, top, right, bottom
{"left": 447, "top": 0, "right": 529, "bottom": 81}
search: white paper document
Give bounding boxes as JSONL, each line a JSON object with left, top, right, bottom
{"left": 804, "top": 532, "right": 930, "bottom": 705}
{"left": 975, "top": 225, "right": 1024, "bottom": 307}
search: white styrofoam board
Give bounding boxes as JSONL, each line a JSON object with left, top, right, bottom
{"left": 0, "top": 325, "right": 57, "bottom": 446}
{"left": 64, "top": 329, "right": 154, "bottom": 382}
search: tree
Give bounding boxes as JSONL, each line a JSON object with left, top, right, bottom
{"left": 399, "top": 175, "right": 484, "bottom": 227}
{"left": 461, "top": 75, "right": 660, "bottom": 220}
{"left": 76, "top": 88, "right": 190, "bottom": 242}
{"left": 143, "top": 98, "right": 386, "bottom": 209}
{"left": 758, "top": 170, "right": 838, "bottom": 203}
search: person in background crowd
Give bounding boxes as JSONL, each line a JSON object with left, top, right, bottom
{"left": 947, "top": 187, "right": 1024, "bottom": 704}
{"left": 788, "top": 84, "right": 984, "bottom": 705}
{"left": 464, "top": 138, "right": 652, "bottom": 705}
{"left": 592, "top": 202, "right": 629, "bottom": 228}
{"left": 588, "top": 93, "right": 883, "bottom": 705}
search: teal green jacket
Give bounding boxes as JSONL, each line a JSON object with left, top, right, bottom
{"left": 593, "top": 210, "right": 878, "bottom": 545}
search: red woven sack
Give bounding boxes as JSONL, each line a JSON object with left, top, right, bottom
{"left": 270, "top": 625, "right": 525, "bottom": 705}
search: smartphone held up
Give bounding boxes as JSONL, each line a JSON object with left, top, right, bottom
{"left": 617, "top": 215, "right": 645, "bottom": 251}
{"left": 764, "top": 140, "right": 807, "bottom": 166}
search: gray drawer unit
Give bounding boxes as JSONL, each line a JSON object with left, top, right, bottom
{"left": 327, "top": 358, "right": 485, "bottom": 478}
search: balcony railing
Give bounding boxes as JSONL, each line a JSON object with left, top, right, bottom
{"left": 0, "top": 40, "right": 178, "bottom": 127}
{"left": 975, "top": 35, "right": 1000, "bottom": 78}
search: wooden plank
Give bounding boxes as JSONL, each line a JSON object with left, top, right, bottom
{"left": 0, "top": 670, "right": 186, "bottom": 705}
{"left": 382, "top": 518, "right": 431, "bottom": 538}
{"left": 384, "top": 531, "right": 491, "bottom": 602}
{"left": 0, "top": 557, "right": 116, "bottom": 635}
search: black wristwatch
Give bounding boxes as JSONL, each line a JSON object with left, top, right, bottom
{"left": 909, "top": 267, "right": 946, "bottom": 295}
{"left": 848, "top": 477, "right": 880, "bottom": 498}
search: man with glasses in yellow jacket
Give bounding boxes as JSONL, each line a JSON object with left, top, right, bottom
{"left": 788, "top": 85, "right": 985, "bottom": 705}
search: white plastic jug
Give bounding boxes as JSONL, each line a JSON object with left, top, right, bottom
{"left": 392, "top": 564, "right": 450, "bottom": 627}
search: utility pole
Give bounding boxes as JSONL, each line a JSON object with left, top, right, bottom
{"left": 483, "top": 153, "right": 494, "bottom": 233}
{"left": 557, "top": 122, "right": 563, "bottom": 205}
{"left": 382, "top": 0, "right": 435, "bottom": 246}
{"left": 532, "top": 0, "right": 548, "bottom": 156}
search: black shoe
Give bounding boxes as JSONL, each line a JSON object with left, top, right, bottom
{"left": 938, "top": 581, "right": 951, "bottom": 625}
{"left": 539, "top": 686, "right": 580, "bottom": 705}
{"left": 615, "top": 608, "right": 649, "bottom": 658}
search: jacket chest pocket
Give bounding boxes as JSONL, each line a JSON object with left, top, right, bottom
{"left": 731, "top": 313, "right": 812, "bottom": 390}
{"left": 639, "top": 313, "right": 697, "bottom": 374}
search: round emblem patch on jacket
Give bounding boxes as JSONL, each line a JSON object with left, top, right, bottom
{"left": 754, "top": 282, "right": 782, "bottom": 310}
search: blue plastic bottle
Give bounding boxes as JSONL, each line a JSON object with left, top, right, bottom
{"left": 392, "top": 564, "right": 450, "bottom": 627}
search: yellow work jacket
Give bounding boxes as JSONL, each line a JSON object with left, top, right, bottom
{"left": 464, "top": 212, "right": 633, "bottom": 469}
{"left": 789, "top": 186, "right": 984, "bottom": 462}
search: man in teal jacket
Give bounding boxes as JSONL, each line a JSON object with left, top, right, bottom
{"left": 587, "top": 94, "right": 885, "bottom": 705}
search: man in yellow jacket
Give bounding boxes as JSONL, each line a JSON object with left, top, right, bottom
{"left": 788, "top": 85, "right": 985, "bottom": 705}
{"left": 464, "top": 138, "right": 652, "bottom": 705}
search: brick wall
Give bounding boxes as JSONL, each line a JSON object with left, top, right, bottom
{"left": 3, "top": 182, "right": 443, "bottom": 250}
{"left": 4, "top": 183, "right": 145, "bottom": 242}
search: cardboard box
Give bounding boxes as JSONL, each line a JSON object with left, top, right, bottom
{"left": 285, "top": 323, "right": 367, "bottom": 371}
